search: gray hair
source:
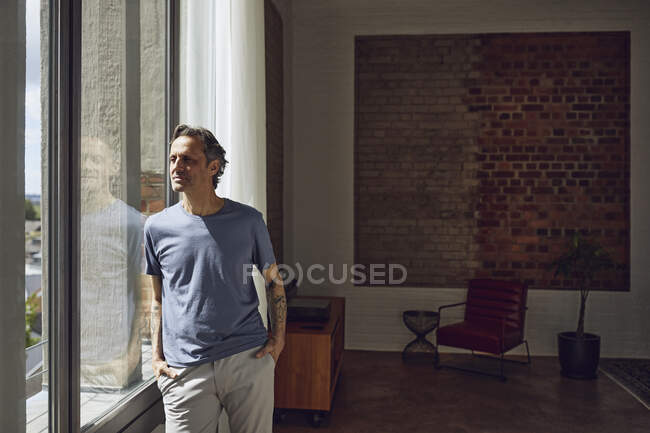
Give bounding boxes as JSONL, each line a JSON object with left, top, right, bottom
{"left": 170, "top": 124, "right": 228, "bottom": 188}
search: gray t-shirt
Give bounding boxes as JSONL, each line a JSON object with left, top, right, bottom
{"left": 81, "top": 198, "right": 144, "bottom": 364}
{"left": 143, "top": 198, "right": 276, "bottom": 367}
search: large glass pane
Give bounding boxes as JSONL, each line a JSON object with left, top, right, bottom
{"left": 25, "top": 0, "right": 50, "bottom": 431}
{"left": 78, "top": 0, "right": 166, "bottom": 427}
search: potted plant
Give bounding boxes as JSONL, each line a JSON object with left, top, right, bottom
{"left": 549, "top": 232, "right": 616, "bottom": 379}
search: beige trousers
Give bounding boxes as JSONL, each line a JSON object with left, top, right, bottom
{"left": 157, "top": 344, "right": 275, "bottom": 433}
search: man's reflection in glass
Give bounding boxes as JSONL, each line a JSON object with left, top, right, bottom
{"left": 80, "top": 136, "right": 145, "bottom": 389}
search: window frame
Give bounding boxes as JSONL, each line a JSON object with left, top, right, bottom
{"left": 47, "top": 1, "right": 179, "bottom": 432}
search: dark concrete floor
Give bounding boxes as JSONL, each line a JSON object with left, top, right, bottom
{"left": 273, "top": 350, "right": 650, "bottom": 433}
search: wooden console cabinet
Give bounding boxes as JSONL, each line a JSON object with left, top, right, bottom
{"left": 274, "top": 296, "right": 345, "bottom": 418}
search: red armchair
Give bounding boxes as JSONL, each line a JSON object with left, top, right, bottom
{"left": 435, "top": 278, "right": 530, "bottom": 381}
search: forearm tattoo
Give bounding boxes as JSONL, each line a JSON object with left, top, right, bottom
{"left": 266, "top": 279, "right": 287, "bottom": 336}
{"left": 271, "top": 293, "right": 287, "bottom": 326}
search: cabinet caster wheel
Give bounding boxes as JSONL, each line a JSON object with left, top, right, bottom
{"left": 273, "top": 408, "right": 287, "bottom": 424}
{"left": 311, "top": 412, "right": 326, "bottom": 427}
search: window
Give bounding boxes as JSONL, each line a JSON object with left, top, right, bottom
{"left": 78, "top": 0, "right": 167, "bottom": 428}
{"left": 17, "top": 1, "right": 173, "bottom": 431}
{"left": 25, "top": 0, "right": 50, "bottom": 430}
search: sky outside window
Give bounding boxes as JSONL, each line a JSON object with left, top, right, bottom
{"left": 25, "top": 0, "right": 41, "bottom": 196}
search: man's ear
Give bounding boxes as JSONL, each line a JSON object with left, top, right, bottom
{"left": 209, "top": 160, "right": 220, "bottom": 174}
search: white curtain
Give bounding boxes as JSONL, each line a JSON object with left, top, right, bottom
{"left": 179, "top": 0, "right": 267, "bottom": 218}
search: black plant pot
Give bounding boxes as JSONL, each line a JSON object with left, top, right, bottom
{"left": 557, "top": 331, "right": 601, "bottom": 379}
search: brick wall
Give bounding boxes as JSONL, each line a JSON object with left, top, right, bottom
{"left": 355, "top": 35, "right": 480, "bottom": 287}
{"left": 354, "top": 32, "right": 630, "bottom": 291}
{"left": 140, "top": 172, "right": 165, "bottom": 215}
{"left": 265, "top": 0, "right": 284, "bottom": 263}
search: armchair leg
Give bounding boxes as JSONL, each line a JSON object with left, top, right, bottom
{"left": 438, "top": 361, "right": 508, "bottom": 381}
{"left": 435, "top": 345, "right": 508, "bottom": 381}
{"left": 472, "top": 341, "right": 531, "bottom": 365}
{"left": 436, "top": 341, "right": 532, "bottom": 381}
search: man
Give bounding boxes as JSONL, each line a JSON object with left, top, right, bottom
{"left": 144, "top": 124, "right": 286, "bottom": 433}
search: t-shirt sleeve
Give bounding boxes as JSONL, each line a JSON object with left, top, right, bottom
{"left": 144, "top": 220, "right": 162, "bottom": 276}
{"left": 252, "top": 213, "right": 276, "bottom": 272}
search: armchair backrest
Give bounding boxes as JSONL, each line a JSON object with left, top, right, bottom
{"left": 465, "top": 279, "right": 528, "bottom": 331}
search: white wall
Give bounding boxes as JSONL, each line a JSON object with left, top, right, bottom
{"left": 288, "top": 0, "right": 650, "bottom": 357}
